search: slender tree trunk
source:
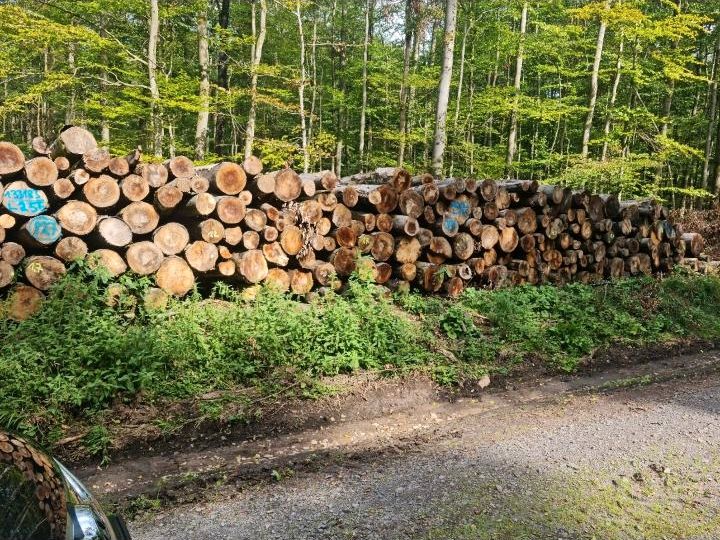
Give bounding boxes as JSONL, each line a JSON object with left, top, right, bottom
{"left": 309, "top": 17, "right": 318, "bottom": 142}
{"left": 359, "top": 0, "right": 374, "bottom": 171}
{"left": 66, "top": 41, "right": 76, "bottom": 125}
{"left": 148, "top": 0, "right": 162, "bottom": 157}
{"left": 581, "top": 0, "right": 609, "bottom": 159}
{"left": 602, "top": 33, "right": 624, "bottom": 162}
{"left": 245, "top": 0, "right": 268, "bottom": 159}
{"left": 295, "top": 0, "right": 310, "bottom": 173}
{"left": 431, "top": 0, "right": 458, "bottom": 177}
{"left": 704, "top": 29, "right": 720, "bottom": 189}
{"left": 213, "top": 0, "right": 231, "bottom": 155}
{"left": 195, "top": 3, "right": 210, "bottom": 160}
{"left": 398, "top": 0, "right": 413, "bottom": 167}
{"left": 450, "top": 21, "right": 469, "bottom": 176}
{"left": 506, "top": 2, "right": 528, "bottom": 174}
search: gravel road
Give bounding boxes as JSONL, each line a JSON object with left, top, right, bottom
{"left": 128, "top": 355, "right": 720, "bottom": 539}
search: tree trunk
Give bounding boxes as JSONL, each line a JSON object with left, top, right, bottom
{"left": 214, "top": 0, "right": 231, "bottom": 155}
{"left": 245, "top": 0, "right": 267, "bottom": 159}
{"left": 194, "top": 3, "right": 210, "bottom": 160}
{"left": 359, "top": 0, "right": 374, "bottom": 171}
{"left": 296, "top": 1, "right": 310, "bottom": 173}
{"left": 602, "top": 33, "right": 624, "bottom": 162}
{"left": 148, "top": 0, "right": 162, "bottom": 158}
{"left": 431, "top": 0, "right": 458, "bottom": 177}
{"left": 581, "top": 0, "right": 609, "bottom": 159}
{"left": 398, "top": 0, "right": 413, "bottom": 167}
{"left": 704, "top": 28, "right": 720, "bottom": 189}
{"left": 506, "top": 2, "right": 528, "bottom": 173}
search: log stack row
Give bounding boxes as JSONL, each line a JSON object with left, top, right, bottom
{"left": 0, "top": 126, "right": 705, "bottom": 319}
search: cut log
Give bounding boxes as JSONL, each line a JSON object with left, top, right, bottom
{"left": 178, "top": 193, "right": 217, "bottom": 218}
{"left": 264, "top": 268, "right": 290, "bottom": 291}
{"left": 302, "top": 178, "right": 316, "bottom": 198}
{"left": 289, "top": 270, "right": 314, "bottom": 294}
{"left": 280, "top": 225, "right": 304, "bottom": 256}
{"left": 330, "top": 247, "right": 357, "bottom": 276}
{"left": 56, "top": 200, "right": 97, "bottom": 235}
{"left": 51, "top": 178, "right": 75, "bottom": 200}
{"left": 391, "top": 169, "right": 412, "bottom": 192}
{"left": 210, "top": 162, "right": 246, "bottom": 194}
{"left": 69, "top": 168, "right": 91, "bottom": 186}
{"left": 331, "top": 226, "right": 357, "bottom": 248}
{"left": 274, "top": 168, "right": 302, "bottom": 202}
{"left": 309, "top": 261, "right": 338, "bottom": 287}
{"left": 91, "top": 217, "right": 132, "bottom": 248}
{"left": 119, "top": 174, "right": 150, "bottom": 202}
{"left": 136, "top": 163, "right": 169, "bottom": 188}
{"left": 371, "top": 232, "right": 395, "bottom": 262}
{"left": 498, "top": 227, "right": 519, "bottom": 253}
{"left": 395, "top": 237, "right": 422, "bottom": 264}
{"left": 393, "top": 215, "right": 419, "bottom": 236}
{"left": 126, "top": 241, "right": 164, "bottom": 275}
{"left": 244, "top": 208, "right": 268, "bottom": 231}
{"left": 2, "top": 181, "right": 49, "bottom": 216}
{"left": 152, "top": 222, "right": 190, "bottom": 255}
{"left": 166, "top": 156, "right": 196, "bottom": 179}
{"left": 184, "top": 241, "right": 218, "bottom": 272}
{"left": 8, "top": 285, "right": 44, "bottom": 321}
{"left": 155, "top": 256, "right": 195, "bottom": 296}
{"left": 49, "top": 126, "right": 97, "bottom": 159}
{"left": 683, "top": 232, "right": 704, "bottom": 257}
{"left": 216, "top": 196, "right": 246, "bottom": 225}
{"left": 331, "top": 203, "right": 352, "bottom": 228}
{"left": 19, "top": 215, "right": 62, "bottom": 247}
{"left": 235, "top": 249, "right": 269, "bottom": 283}
{"left": 0, "top": 258, "right": 13, "bottom": 289}
{"left": 243, "top": 155, "right": 264, "bottom": 177}
{"left": 194, "top": 218, "right": 225, "bottom": 244}
{"left": 119, "top": 202, "right": 160, "bottom": 235}
{"left": 55, "top": 156, "right": 71, "bottom": 174}
{"left": 516, "top": 207, "right": 537, "bottom": 235}
{"left": 336, "top": 185, "right": 359, "bottom": 208}
{"left": 375, "top": 184, "right": 399, "bottom": 213}
{"left": 190, "top": 175, "right": 210, "bottom": 193}
{"left": 453, "top": 233, "right": 475, "bottom": 260}
{"left": 143, "top": 287, "right": 169, "bottom": 310}
{"left": 108, "top": 156, "right": 131, "bottom": 177}
{"left": 316, "top": 192, "right": 338, "bottom": 212}
{"left": 154, "top": 185, "right": 183, "bottom": 213}
{"left": 25, "top": 157, "right": 58, "bottom": 187}
{"left": 480, "top": 225, "right": 500, "bottom": 249}
{"left": 398, "top": 189, "right": 424, "bottom": 218}
{"left": 224, "top": 226, "right": 243, "bottom": 246}
{"left": 263, "top": 226, "right": 279, "bottom": 242}
{"left": 299, "top": 200, "right": 323, "bottom": 224}
{"left": 243, "top": 230, "right": 261, "bottom": 250}
{"left": 415, "top": 262, "right": 444, "bottom": 292}
{"left": 82, "top": 147, "right": 111, "bottom": 173}
{"left": 24, "top": 256, "right": 66, "bottom": 291}
{"left": 88, "top": 249, "right": 127, "bottom": 276}
{"left": 1, "top": 242, "right": 25, "bottom": 265}
{"left": 83, "top": 175, "right": 120, "bottom": 208}
{"left": 55, "top": 236, "right": 88, "bottom": 262}
{"left": 263, "top": 242, "right": 290, "bottom": 267}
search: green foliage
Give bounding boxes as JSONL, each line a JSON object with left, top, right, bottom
{"left": 2, "top": 268, "right": 720, "bottom": 448}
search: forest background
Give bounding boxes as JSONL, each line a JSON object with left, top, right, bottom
{"left": 1, "top": 0, "right": 719, "bottom": 206}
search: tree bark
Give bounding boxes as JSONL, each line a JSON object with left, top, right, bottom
{"left": 581, "top": 0, "right": 609, "bottom": 159}
{"left": 245, "top": 0, "right": 268, "bottom": 159}
{"left": 359, "top": 0, "right": 374, "bottom": 171}
{"left": 602, "top": 32, "right": 624, "bottom": 162}
{"left": 148, "top": 0, "right": 162, "bottom": 157}
{"left": 195, "top": 3, "right": 210, "bottom": 160}
{"left": 295, "top": 1, "right": 310, "bottom": 173}
{"left": 431, "top": 0, "right": 458, "bottom": 177}
{"left": 506, "top": 2, "right": 528, "bottom": 173}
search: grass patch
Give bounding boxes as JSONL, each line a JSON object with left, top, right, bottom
{"left": 1, "top": 265, "right": 720, "bottom": 453}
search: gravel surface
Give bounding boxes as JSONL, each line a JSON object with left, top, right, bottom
{"left": 128, "top": 358, "right": 720, "bottom": 540}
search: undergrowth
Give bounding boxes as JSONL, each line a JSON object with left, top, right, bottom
{"left": 1, "top": 263, "right": 720, "bottom": 452}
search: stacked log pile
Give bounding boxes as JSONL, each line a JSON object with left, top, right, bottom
{"left": 0, "top": 126, "right": 704, "bottom": 319}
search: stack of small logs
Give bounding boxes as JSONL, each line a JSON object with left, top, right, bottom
{"left": 0, "top": 126, "right": 704, "bottom": 319}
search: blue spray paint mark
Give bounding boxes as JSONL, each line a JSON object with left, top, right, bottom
{"left": 2, "top": 188, "right": 48, "bottom": 216}
{"left": 26, "top": 215, "right": 61, "bottom": 245}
